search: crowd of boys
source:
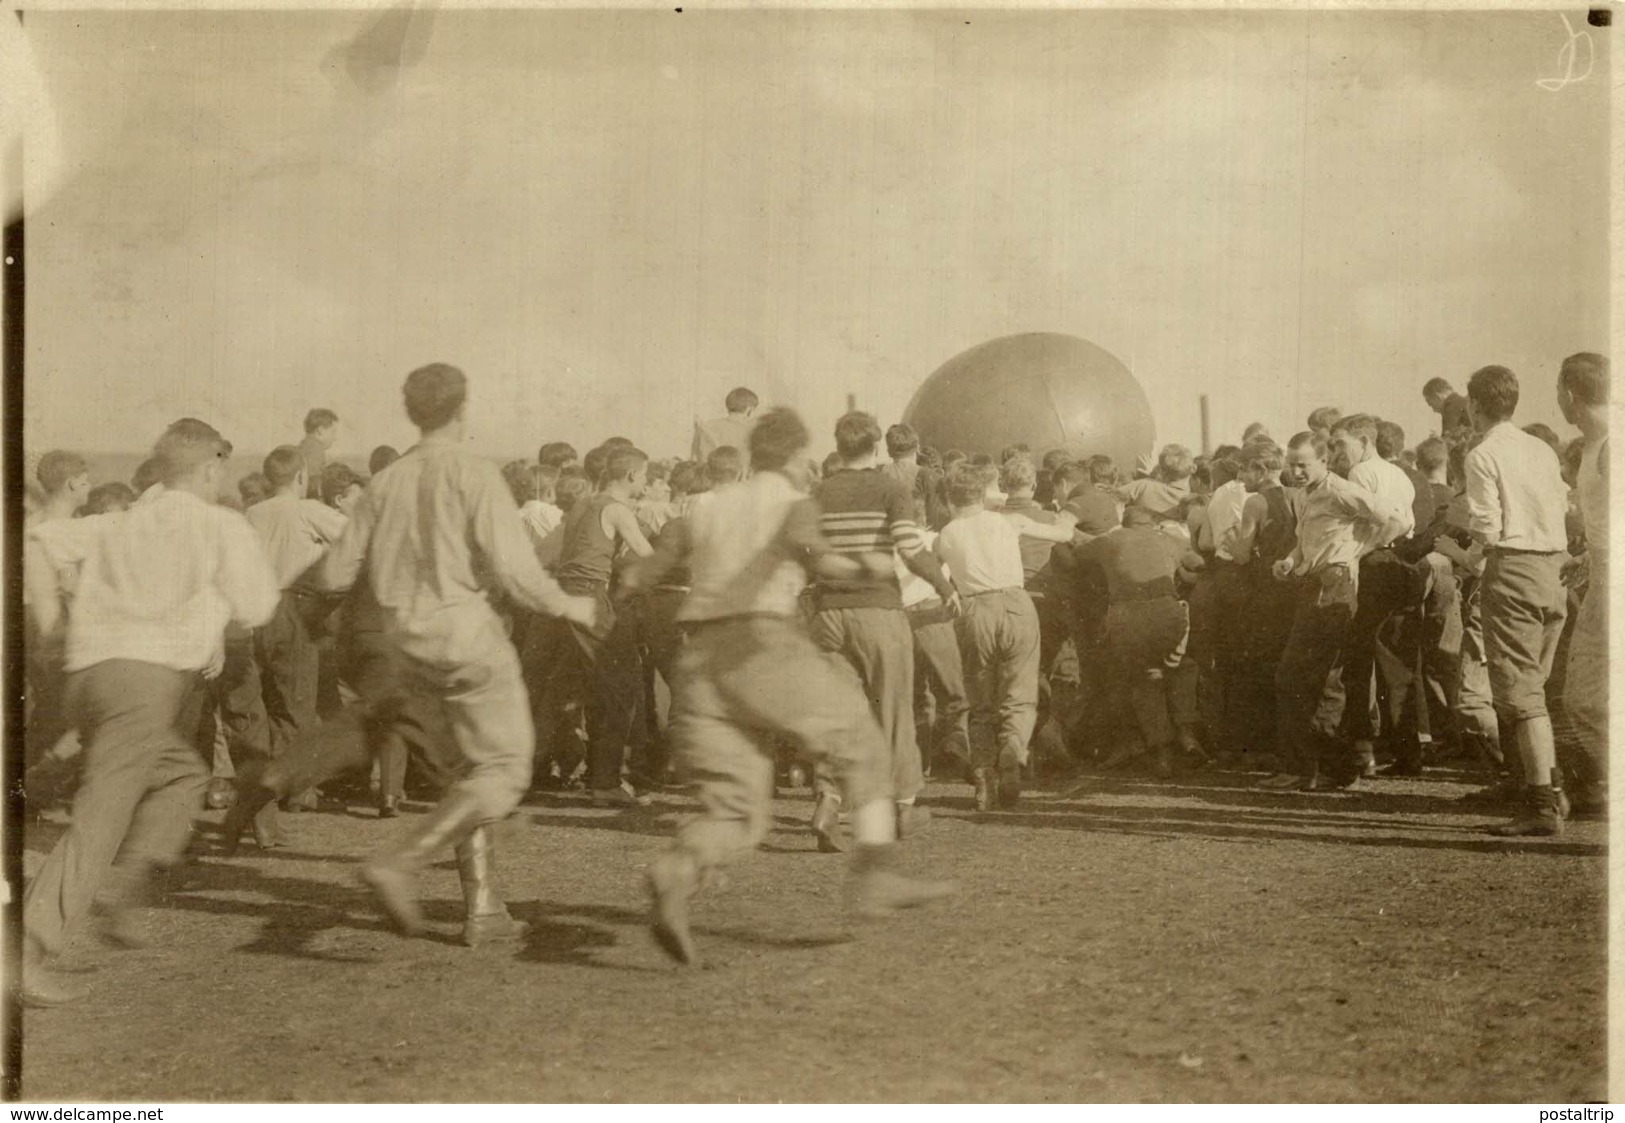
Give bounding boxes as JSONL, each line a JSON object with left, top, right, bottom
{"left": 17, "top": 353, "right": 1610, "bottom": 1000}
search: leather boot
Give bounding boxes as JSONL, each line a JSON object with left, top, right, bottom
{"left": 457, "top": 826, "right": 528, "bottom": 947}
{"left": 218, "top": 781, "right": 281, "bottom": 856}
{"left": 810, "top": 793, "right": 845, "bottom": 853}
{"left": 647, "top": 849, "right": 702, "bottom": 966}
{"left": 996, "top": 747, "right": 1023, "bottom": 808}
{"left": 848, "top": 843, "right": 956, "bottom": 920}
{"left": 1489, "top": 784, "right": 1563, "bottom": 837}
{"left": 360, "top": 788, "right": 488, "bottom": 936}
{"left": 96, "top": 859, "right": 156, "bottom": 950}
{"left": 971, "top": 768, "right": 996, "bottom": 813}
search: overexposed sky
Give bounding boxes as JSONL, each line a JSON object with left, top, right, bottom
{"left": 16, "top": 8, "right": 1611, "bottom": 459}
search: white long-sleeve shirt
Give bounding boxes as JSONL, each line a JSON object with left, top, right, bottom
{"left": 1465, "top": 422, "right": 1569, "bottom": 552}
{"left": 42, "top": 489, "right": 280, "bottom": 674}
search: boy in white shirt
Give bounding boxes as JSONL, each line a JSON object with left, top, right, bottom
{"left": 935, "top": 464, "right": 1076, "bottom": 810}
{"left": 22, "top": 421, "right": 281, "bottom": 1006}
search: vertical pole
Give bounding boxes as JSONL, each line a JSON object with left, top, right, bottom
{"left": 1199, "top": 394, "right": 1212, "bottom": 456}
{"left": 846, "top": 393, "right": 856, "bottom": 413}
{"left": 3, "top": 9, "right": 26, "bottom": 1099}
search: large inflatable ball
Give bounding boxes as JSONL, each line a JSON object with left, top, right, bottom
{"left": 903, "top": 333, "right": 1156, "bottom": 470}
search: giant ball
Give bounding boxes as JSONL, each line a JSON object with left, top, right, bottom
{"left": 903, "top": 333, "right": 1155, "bottom": 470}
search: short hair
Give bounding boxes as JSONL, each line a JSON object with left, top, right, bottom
{"left": 1210, "top": 456, "right": 1241, "bottom": 487}
{"left": 1040, "top": 449, "right": 1072, "bottom": 473}
{"left": 1330, "top": 413, "right": 1379, "bottom": 446}
{"left": 945, "top": 463, "right": 988, "bottom": 507}
{"left": 724, "top": 386, "right": 759, "bottom": 414}
{"left": 262, "top": 445, "right": 307, "bottom": 490}
{"left": 941, "top": 450, "right": 967, "bottom": 469}
{"left": 968, "top": 452, "right": 995, "bottom": 470}
{"left": 834, "top": 412, "right": 883, "bottom": 461}
{"left": 153, "top": 420, "right": 230, "bottom": 485}
{"left": 998, "top": 443, "right": 1031, "bottom": 465}
{"left": 1287, "top": 430, "right": 1328, "bottom": 460}
{"left": 1046, "top": 462, "right": 1081, "bottom": 499}
{"left": 668, "top": 460, "right": 706, "bottom": 497}
{"left": 750, "top": 407, "right": 810, "bottom": 472}
{"left": 538, "top": 441, "right": 578, "bottom": 470}
{"left": 304, "top": 408, "right": 338, "bottom": 434}
{"left": 645, "top": 458, "right": 672, "bottom": 484}
{"left": 885, "top": 423, "right": 920, "bottom": 459}
{"left": 555, "top": 473, "right": 593, "bottom": 514}
{"left": 1122, "top": 505, "right": 1158, "bottom": 530}
{"left": 1306, "top": 406, "right": 1343, "bottom": 433}
{"left": 602, "top": 436, "right": 636, "bottom": 451}
{"left": 36, "top": 450, "right": 88, "bottom": 494}
{"left": 83, "top": 481, "right": 135, "bottom": 515}
{"left": 238, "top": 472, "right": 270, "bottom": 505}
{"left": 1212, "top": 444, "right": 1242, "bottom": 462}
{"left": 1522, "top": 422, "right": 1562, "bottom": 457}
{"left": 1415, "top": 436, "right": 1448, "bottom": 474}
{"left": 321, "top": 462, "right": 366, "bottom": 507}
{"left": 1239, "top": 440, "right": 1285, "bottom": 473}
{"left": 821, "top": 450, "right": 844, "bottom": 477}
{"left": 1374, "top": 420, "right": 1406, "bottom": 460}
{"left": 1559, "top": 352, "right": 1609, "bottom": 407}
{"left": 1241, "top": 422, "right": 1270, "bottom": 443}
{"left": 403, "top": 363, "right": 467, "bottom": 430}
{"left": 534, "top": 464, "right": 560, "bottom": 499}
{"left": 1467, "top": 365, "right": 1519, "bottom": 423}
{"left": 582, "top": 445, "right": 609, "bottom": 485}
{"left": 1087, "top": 454, "right": 1116, "bottom": 485}
{"left": 501, "top": 460, "right": 539, "bottom": 505}
{"left": 1156, "top": 444, "right": 1193, "bottom": 482}
{"left": 1422, "top": 377, "right": 1454, "bottom": 399}
{"left": 604, "top": 447, "right": 649, "bottom": 484}
{"left": 369, "top": 446, "right": 400, "bottom": 475}
{"left": 705, "top": 445, "right": 744, "bottom": 486}
{"left": 918, "top": 446, "right": 942, "bottom": 471}
{"left": 132, "top": 457, "right": 164, "bottom": 494}
{"left": 999, "top": 456, "right": 1037, "bottom": 494}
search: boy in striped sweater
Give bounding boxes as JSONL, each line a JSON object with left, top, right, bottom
{"left": 808, "top": 412, "right": 958, "bottom": 850}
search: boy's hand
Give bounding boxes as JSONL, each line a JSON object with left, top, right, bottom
{"left": 560, "top": 595, "right": 599, "bottom": 630}
{"left": 944, "top": 590, "right": 963, "bottom": 618}
{"left": 1271, "top": 558, "right": 1296, "bottom": 582}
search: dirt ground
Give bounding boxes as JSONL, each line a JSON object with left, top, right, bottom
{"left": 19, "top": 763, "right": 1607, "bottom": 1103}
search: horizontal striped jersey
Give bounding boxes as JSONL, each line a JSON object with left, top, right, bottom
{"left": 812, "top": 467, "right": 926, "bottom": 610}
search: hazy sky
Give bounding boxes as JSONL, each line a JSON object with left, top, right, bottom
{"left": 16, "top": 8, "right": 1611, "bottom": 460}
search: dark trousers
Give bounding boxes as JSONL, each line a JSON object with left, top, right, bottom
{"left": 262, "top": 629, "right": 461, "bottom": 801}
{"left": 209, "top": 625, "right": 273, "bottom": 773}
{"left": 638, "top": 590, "right": 687, "bottom": 782}
{"left": 1340, "top": 552, "right": 1424, "bottom": 742}
{"left": 910, "top": 605, "right": 969, "bottom": 775}
{"left": 535, "top": 583, "right": 642, "bottom": 792}
{"left": 256, "top": 592, "right": 322, "bottom": 758}
{"left": 1104, "top": 598, "right": 1190, "bottom": 750}
{"left": 24, "top": 635, "right": 72, "bottom": 768}
{"left": 1208, "top": 563, "right": 1251, "bottom": 751}
{"left": 1417, "top": 558, "right": 1462, "bottom": 756}
{"left": 1274, "top": 567, "right": 1357, "bottom": 777}
{"left": 23, "top": 661, "right": 207, "bottom": 960}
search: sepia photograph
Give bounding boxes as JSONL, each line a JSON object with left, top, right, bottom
{"left": 1, "top": 0, "right": 1613, "bottom": 1104}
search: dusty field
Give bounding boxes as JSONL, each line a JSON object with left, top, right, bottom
{"left": 19, "top": 764, "right": 1607, "bottom": 1103}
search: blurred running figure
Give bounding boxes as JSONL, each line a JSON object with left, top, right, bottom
{"left": 319, "top": 364, "right": 597, "bottom": 944}
{"left": 622, "top": 407, "right": 956, "bottom": 966}
{"left": 21, "top": 420, "right": 279, "bottom": 1007}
